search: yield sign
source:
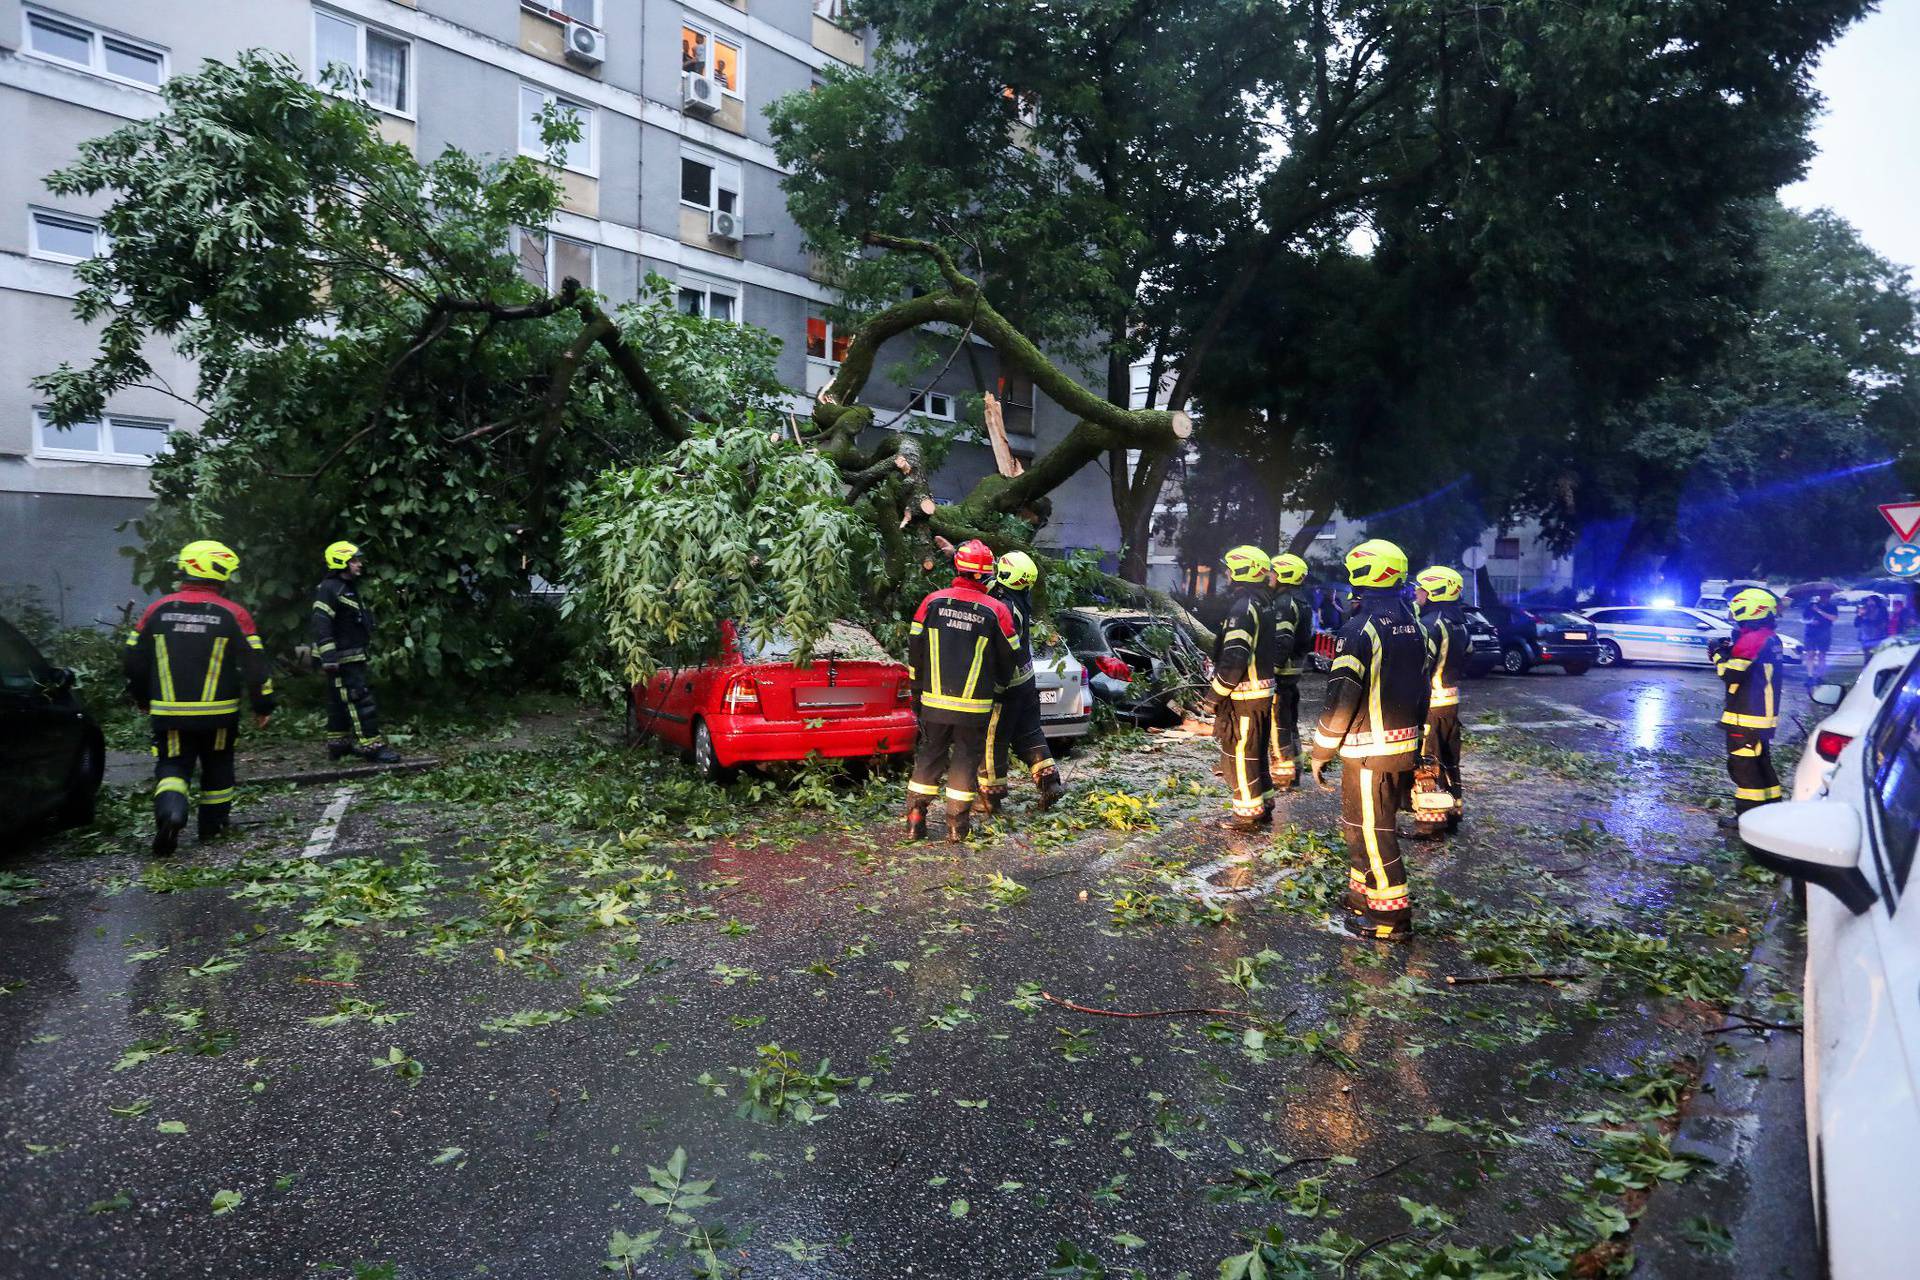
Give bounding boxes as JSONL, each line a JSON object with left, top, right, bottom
{"left": 1880, "top": 501, "right": 1920, "bottom": 543}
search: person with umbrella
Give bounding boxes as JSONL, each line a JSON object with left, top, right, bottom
{"left": 1787, "top": 581, "right": 1841, "bottom": 683}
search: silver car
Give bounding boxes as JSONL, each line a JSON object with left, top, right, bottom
{"left": 1032, "top": 642, "right": 1092, "bottom": 744}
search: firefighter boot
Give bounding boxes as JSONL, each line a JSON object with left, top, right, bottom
{"left": 327, "top": 738, "right": 356, "bottom": 762}
{"left": 1342, "top": 911, "right": 1412, "bottom": 943}
{"left": 1035, "top": 766, "right": 1066, "bottom": 812}
{"left": 197, "top": 810, "right": 231, "bottom": 842}
{"left": 1271, "top": 759, "right": 1299, "bottom": 791}
{"left": 973, "top": 787, "right": 1007, "bottom": 818}
{"left": 355, "top": 741, "right": 403, "bottom": 764}
{"left": 946, "top": 799, "right": 972, "bottom": 844}
{"left": 152, "top": 791, "right": 188, "bottom": 859}
{"left": 904, "top": 797, "right": 931, "bottom": 841}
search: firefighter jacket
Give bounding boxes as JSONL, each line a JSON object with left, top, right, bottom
{"left": 1717, "top": 624, "right": 1783, "bottom": 732}
{"left": 1272, "top": 589, "right": 1314, "bottom": 678}
{"left": 1311, "top": 589, "right": 1431, "bottom": 769}
{"left": 909, "top": 577, "right": 1021, "bottom": 724}
{"left": 1208, "top": 585, "right": 1282, "bottom": 710}
{"left": 123, "top": 584, "right": 275, "bottom": 728}
{"left": 311, "top": 572, "right": 374, "bottom": 666}
{"left": 1419, "top": 602, "right": 1470, "bottom": 710}
{"left": 991, "top": 583, "right": 1036, "bottom": 690}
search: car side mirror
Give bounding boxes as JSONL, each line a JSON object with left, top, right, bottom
{"left": 1739, "top": 801, "right": 1875, "bottom": 915}
{"left": 1809, "top": 683, "right": 1846, "bottom": 708}
{"left": 41, "top": 667, "right": 77, "bottom": 691}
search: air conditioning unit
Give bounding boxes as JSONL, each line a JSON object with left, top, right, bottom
{"left": 709, "top": 208, "right": 742, "bottom": 242}
{"left": 682, "top": 72, "right": 719, "bottom": 115}
{"left": 564, "top": 21, "right": 604, "bottom": 66}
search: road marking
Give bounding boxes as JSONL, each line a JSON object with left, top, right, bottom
{"left": 303, "top": 786, "right": 355, "bottom": 859}
{"left": 1538, "top": 698, "right": 1625, "bottom": 730}
{"left": 1466, "top": 715, "right": 1723, "bottom": 734}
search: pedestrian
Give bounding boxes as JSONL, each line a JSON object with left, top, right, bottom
{"left": 1855, "top": 593, "right": 1886, "bottom": 652}
{"left": 311, "top": 540, "right": 401, "bottom": 763}
{"left": 1712, "top": 588, "right": 1786, "bottom": 828}
{"left": 1412, "top": 566, "right": 1469, "bottom": 834}
{"left": 1267, "top": 552, "right": 1314, "bottom": 790}
{"left": 1206, "top": 546, "right": 1281, "bottom": 831}
{"left": 905, "top": 539, "right": 1021, "bottom": 842}
{"left": 1801, "top": 591, "right": 1838, "bottom": 684}
{"left": 123, "top": 540, "right": 275, "bottom": 857}
{"left": 976, "top": 550, "right": 1067, "bottom": 816}
{"left": 1309, "top": 539, "right": 1431, "bottom": 941}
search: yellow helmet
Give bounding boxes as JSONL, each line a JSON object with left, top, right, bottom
{"left": 996, "top": 550, "right": 1039, "bottom": 590}
{"left": 1344, "top": 539, "right": 1407, "bottom": 589}
{"left": 1415, "top": 565, "right": 1464, "bottom": 602}
{"left": 1223, "top": 545, "right": 1272, "bottom": 585}
{"left": 1270, "top": 552, "right": 1308, "bottom": 586}
{"left": 1728, "top": 587, "right": 1778, "bottom": 622}
{"left": 324, "top": 540, "right": 361, "bottom": 571}
{"left": 178, "top": 540, "right": 238, "bottom": 582}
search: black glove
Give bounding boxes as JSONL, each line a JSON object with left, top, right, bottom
{"left": 1310, "top": 754, "right": 1336, "bottom": 790}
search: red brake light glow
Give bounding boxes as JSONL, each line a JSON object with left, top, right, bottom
{"left": 723, "top": 677, "right": 760, "bottom": 712}
{"left": 1814, "top": 730, "right": 1850, "bottom": 762}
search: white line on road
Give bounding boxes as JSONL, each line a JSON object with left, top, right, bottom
{"left": 302, "top": 786, "right": 355, "bottom": 859}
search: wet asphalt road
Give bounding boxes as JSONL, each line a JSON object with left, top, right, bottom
{"left": 0, "top": 660, "right": 1830, "bottom": 1279}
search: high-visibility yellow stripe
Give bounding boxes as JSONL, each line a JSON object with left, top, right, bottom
{"left": 124, "top": 630, "right": 140, "bottom": 648}
{"left": 154, "top": 635, "right": 176, "bottom": 702}
{"left": 155, "top": 777, "right": 190, "bottom": 797}
{"left": 260, "top": 679, "right": 275, "bottom": 696}
{"left": 960, "top": 636, "right": 987, "bottom": 701}
{"left": 1229, "top": 684, "right": 1274, "bottom": 700}
{"left": 1212, "top": 677, "right": 1235, "bottom": 697}
{"left": 1722, "top": 712, "right": 1778, "bottom": 729}
{"left": 150, "top": 698, "right": 242, "bottom": 716}
{"left": 1734, "top": 786, "right": 1772, "bottom": 800}
{"left": 909, "top": 621, "right": 924, "bottom": 635}
{"left": 1430, "top": 687, "right": 1459, "bottom": 707}
{"left": 168, "top": 730, "right": 179, "bottom": 757}
{"left": 201, "top": 636, "right": 228, "bottom": 702}
{"left": 246, "top": 634, "right": 264, "bottom": 650}
{"left": 1730, "top": 741, "right": 1763, "bottom": 757}
{"left": 908, "top": 781, "right": 941, "bottom": 796}
{"left": 1341, "top": 738, "right": 1420, "bottom": 759}
{"left": 312, "top": 600, "right": 335, "bottom": 616}
{"left": 1721, "top": 657, "right": 1752, "bottom": 671}
{"left": 1331, "top": 654, "right": 1362, "bottom": 677}
{"left": 1763, "top": 665, "right": 1775, "bottom": 724}
{"left": 1313, "top": 730, "right": 1344, "bottom": 750}
{"left": 920, "top": 691, "right": 993, "bottom": 714}
{"left": 1365, "top": 622, "right": 1384, "bottom": 748}
{"left": 200, "top": 788, "right": 235, "bottom": 805}
{"left": 1222, "top": 629, "right": 1254, "bottom": 647}
{"left": 1234, "top": 712, "right": 1251, "bottom": 805}
{"left": 1359, "top": 766, "right": 1388, "bottom": 890}
{"left": 980, "top": 705, "right": 1003, "bottom": 786}
{"left": 214, "top": 728, "right": 227, "bottom": 752}
{"left": 928, "top": 631, "right": 941, "bottom": 697}
{"left": 944, "top": 787, "right": 976, "bottom": 802}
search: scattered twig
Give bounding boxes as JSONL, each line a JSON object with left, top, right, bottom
{"left": 1444, "top": 971, "right": 1586, "bottom": 987}
{"left": 1707, "top": 1014, "right": 1802, "bottom": 1035}
{"left": 293, "top": 976, "right": 358, "bottom": 988}
{"left": 1040, "top": 991, "right": 1283, "bottom": 1024}
{"left": 1361, "top": 1145, "right": 1489, "bottom": 1181}
{"left": 1344, "top": 1230, "right": 1414, "bottom": 1275}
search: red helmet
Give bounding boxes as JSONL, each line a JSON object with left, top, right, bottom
{"left": 954, "top": 539, "right": 995, "bottom": 579}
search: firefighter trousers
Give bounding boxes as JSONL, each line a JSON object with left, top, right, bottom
{"left": 1726, "top": 729, "right": 1781, "bottom": 814}
{"left": 1268, "top": 678, "right": 1302, "bottom": 784}
{"left": 980, "top": 680, "right": 1054, "bottom": 792}
{"left": 1216, "top": 698, "right": 1273, "bottom": 818}
{"left": 152, "top": 725, "right": 238, "bottom": 836}
{"left": 1341, "top": 764, "right": 1412, "bottom": 930}
{"left": 910, "top": 718, "right": 987, "bottom": 806}
{"left": 325, "top": 663, "right": 383, "bottom": 746}
{"left": 1426, "top": 708, "right": 1463, "bottom": 808}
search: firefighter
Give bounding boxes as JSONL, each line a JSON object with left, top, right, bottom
{"left": 1207, "top": 545, "right": 1280, "bottom": 831}
{"left": 906, "top": 539, "right": 1021, "bottom": 842}
{"left": 123, "top": 540, "right": 275, "bottom": 857}
{"left": 1412, "top": 566, "right": 1469, "bottom": 834}
{"left": 1309, "top": 539, "right": 1430, "bottom": 940}
{"left": 312, "top": 540, "right": 400, "bottom": 763}
{"left": 1266, "top": 551, "right": 1314, "bottom": 790}
{"left": 977, "top": 550, "right": 1068, "bottom": 816}
{"left": 1713, "top": 588, "right": 1785, "bottom": 827}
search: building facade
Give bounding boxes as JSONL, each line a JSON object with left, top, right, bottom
{"left": 0, "top": 0, "right": 1118, "bottom": 626}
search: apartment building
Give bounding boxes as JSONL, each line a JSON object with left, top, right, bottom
{"left": 0, "top": 0, "right": 1119, "bottom": 626}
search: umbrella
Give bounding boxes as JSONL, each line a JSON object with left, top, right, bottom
{"left": 1785, "top": 580, "right": 1842, "bottom": 597}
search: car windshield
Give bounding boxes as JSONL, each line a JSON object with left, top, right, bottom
{"left": 1055, "top": 612, "right": 1106, "bottom": 652}
{"left": 1868, "top": 652, "right": 1920, "bottom": 895}
{"left": 736, "top": 621, "right": 891, "bottom": 664}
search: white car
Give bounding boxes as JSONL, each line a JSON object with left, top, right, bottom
{"left": 1032, "top": 642, "right": 1093, "bottom": 745}
{"left": 1738, "top": 644, "right": 1920, "bottom": 1280}
{"left": 1581, "top": 604, "right": 1803, "bottom": 668}
{"left": 1791, "top": 640, "right": 1920, "bottom": 802}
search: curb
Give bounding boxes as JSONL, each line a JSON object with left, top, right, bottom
{"left": 248, "top": 758, "right": 441, "bottom": 786}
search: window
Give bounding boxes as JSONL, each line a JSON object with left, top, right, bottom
{"left": 1493, "top": 537, "right": 1521, "bottom": 560}
{"left": 314, "top": 10, "right": 411, "bottom": 115}
{"left": 910, "top": 390, "right": 955, "bottom": 421}
{"left": 813, "top": 0, "right": 853, "bottom": 22}
{"left": 1870, "top": 665, "right": 1920, "bottom": 896}
{"left": 515, "top": 228, "right": 595, "bottom": 294}
{"left": 520, "top": 85, "right": 593, "bottom": 173}
{"left": 806, "top": 317, "right": 852, "bottom": 366}
{"left": 676, "top": 279, "right": 738, "bottom": 322}
{"left": 29, "top": 210, "right": 103, "bottom": 263}
{"left": 523, "top": 0, "right": 599, "bottom": 25}
{"left": 33, "top": 409, "right": 173, "bottom": 465}
{"left": 681, "top": 23, "right": 743, "bottom": 96}
{"left": 678, "top": 154, "right": 742, "bottom": 216}
{"left": 23, "top": 8, "right": 165, "bottom": 88}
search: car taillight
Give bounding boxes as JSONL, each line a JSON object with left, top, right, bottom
{"left": 1815, "top": 730, "right": 1851, "bottom": 762}
{"left": 722, "top": 677, "right": 760, "bottom": 712}
{"left": 1080, "top": 666, "right": 1090, "bottom": 685}
{"left": 1094, "top": 655, "right": 1133, "bottom": 681}
{"left": 896, "top": 680, "right": 911, "bottom": 702}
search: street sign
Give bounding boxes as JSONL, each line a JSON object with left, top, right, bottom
{"left": 1879, "top": 501, "right": 1920, "bottom": 543}
{"left": 1887, "top": 543, "right": 1920, "bottom": 578}
{"left": 1460, "top": 545, "right": 1488, "bottom": 570}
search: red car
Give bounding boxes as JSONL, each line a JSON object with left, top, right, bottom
{"left": 628, "top": 620, "right": 915, "bottom": 780}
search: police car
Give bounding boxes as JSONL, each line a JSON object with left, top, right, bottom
{"left": 1581, "top": 604, "right": 1803, "bottom": 668}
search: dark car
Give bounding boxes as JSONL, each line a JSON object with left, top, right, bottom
{"left": 1460, "top": 608, "right": 1503, "bottom": 678}
{"left": 1482, "top": 605, "right": 1600, "bottom": 675}
{"left": 1, "top": 617, "right": 104, "bottom": 843}
{"left": 1055, "top": 607, "right": 1210, "bottom": 727}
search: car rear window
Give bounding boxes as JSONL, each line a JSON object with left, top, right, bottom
{"left": 1055, "top": 612, "right": 1107, "bottom": 653}
{"left": 1867, "top": 653, "right": 1920, "bottom": 895}
{"left": 1539, "top": 611, "right": 1589, "bottom": 629}
{"left": 0, "top": 619, "right": 51, "bottom": 693}
{"left": 737, "top": 621, "right": 891, "bottom": 664}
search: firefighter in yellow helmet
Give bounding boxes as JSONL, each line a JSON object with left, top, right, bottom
{"left": 1712, "top": 588, "right": 1785, "bottom": 827}
{"left": 312, "top": 540, "right": 399, "bottom": 763}
{"left": 1266, "top": 551, "right": 1314, "bottom": 789}
{"left": 1411, "top": 566, "right": 1469, "bottom": 834}
{"left": 123, "top": 541, "right": 275, "bottom": 856}
{"left": 978, "top": 550, "right": 1068, "bottom": 815}
{"left": 1207, "top": 545, "right": 1280, "bottom": 830}
{"left": 1309, "top": 539, "right": 1431, "bottom": 939}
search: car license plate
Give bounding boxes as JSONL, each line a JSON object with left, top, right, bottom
{"left": 1563, "top": 631, "right": 1588, "bottom": 640}
{"left": 1039, "top": 688, "right": 1062, "bottom": 704}
{"left": 795, "top": 687, "right": 871, "bottom": 709}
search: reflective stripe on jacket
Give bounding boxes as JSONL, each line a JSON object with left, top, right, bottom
{"left": 1210, "top": 586, "right": 1284, "bottom": 705}
{"left": 909, "top": 578, "right": 1020, "bottom": 722}
{"left": 1312, "top": 592, "right": 1432, "bottom": 768}
{"left": 123, "top": 584, "right": 275, "bottom": 728}
{"left": 1418, "top": 603, "right": 1469, "bottom": 710}
{"left": 311, "top": 572, "right": 374, "bottom": 664}
{"left": 1717, "top": 626, "right": 1782, "bottom": 731}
